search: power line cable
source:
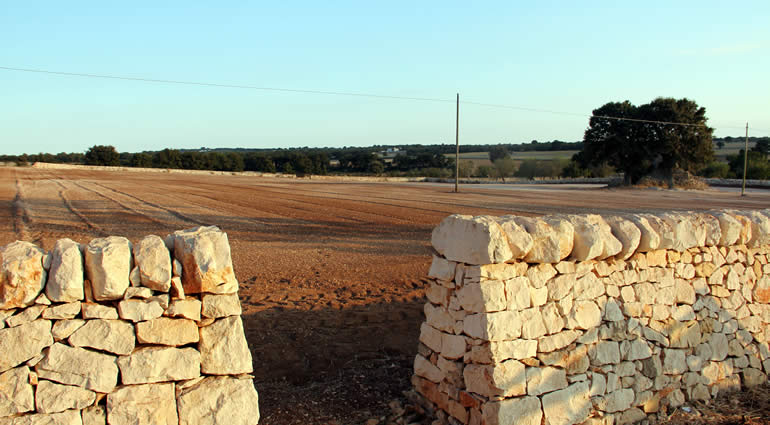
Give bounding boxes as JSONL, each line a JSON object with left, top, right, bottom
{"left": 1, "top": 65, "right": 765, "bottom": 133}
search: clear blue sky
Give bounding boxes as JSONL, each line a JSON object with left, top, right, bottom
{"left": 2, "top": 1, "right": 769, "bottom": 155}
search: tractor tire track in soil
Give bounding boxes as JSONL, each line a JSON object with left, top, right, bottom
{"left": 49, "top": 179, "right": 107, "bottom": 237}
{"left": 89, "top": 181, "right": 205, "bottom": 226}
{"left": 11, "top": 175, "right": 31, "bottom": 241}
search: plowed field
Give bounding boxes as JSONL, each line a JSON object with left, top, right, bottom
{"left": 2, "top": 166, "right": 769, "bottom": 424}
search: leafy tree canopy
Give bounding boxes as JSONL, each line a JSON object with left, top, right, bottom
{"left": 84, "top": 145, "right": 120, "bottom": 166}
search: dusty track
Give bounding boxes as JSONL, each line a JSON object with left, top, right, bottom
{"left": 2, "top": 167, "right": 769, "bottom": 424}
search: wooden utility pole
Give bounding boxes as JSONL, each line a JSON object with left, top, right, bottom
{"left": 742, "top": 122, "right": 748, "bottom": 196}
{"left": 455, "top": 93, "right": 459, "bottom": 193}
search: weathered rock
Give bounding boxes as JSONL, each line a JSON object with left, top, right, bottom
{"left": 431, "top": 214, "right": 514, "bottom": 265}
{"left": 482, "top": 396, "right": 541, "bottom": 425}
{"left": 45, "top": 239, "right": 84, "bottom": 303}
{"left": 68, "top": 319, "right": 135, "bottom": 355}
{"left": 513, "top": 216, "right": 574, "bottom": 263}
{"left": 0, "top": 241, "right": 46, "bottom": 309}
{"left": 118, "top": 346, "right": 200, "bottom": 384}
{"left": 526, "top": 366, "right": 567, "bottom": 396}
{"left": 566, "top": 215, "right": 622, "bottom": 261}
{"left": 469, "top": 340, "right": 538, "bottom": 363}
{"left": 464, "top": 360, "right": 525, "bottom": 397}
{"left": 496, "top": 216, "right": 535, "bottom": 260}
{"left": 627, "top": 214, "right": 661, "bottom": 252}
{"left": 165, "top": 298, "right": 201, "bottom": 321}
{"left": 51, "top": 319, "right": 85, "bottom": 341}
{"left": 604, "top": 216, "right": 642, "bottom": 259}
{"left": 133, "top": 235, "right": 172, "bottom": 292}
{"left": 463, "top": 311, "right": 521, "bottom": 341}
{"left": 6, "top": 304, "right": 46, "bottom": 327}
{"left": 199, "top": 315, "right": 253, "bottom": 375}
{"left": 81, "top": 303, "right": 118, "bottom": 319}
{"left": 600, "top": 389, "right": 635, "bottom": 413}
{"left": 41, "top": 302, "right": 80, "bottom": 320}
{"left": 538, "top": 330, "right": 581, "bottom": 353}
{"left": 0, "top": 320, "right": 53, "bottom": 372}
{"left": 170, "top": 277, "right": 185, "bottom": 300}
{"left": 0, "top": 409, "right": 82, "bottom": 425}
{"left": 414, "top": 355, "right": 443, "bottom": 383}
{"left": 734, "top": 210, "right": 770, "bottom": 247}
{"left": 201, "top": 293, "right": 242, "bottom": 318}
{"left": 35, "top": 342, "right": 118, "bottom": 393}
{"left": 35, "top": 380, "right": 95, "bottom": 414}
{"left": 107, "top": 382, "right": 178, "bottom": 425}
{"left": 0, "top": 366, "right": 34, "bottom": 417}
{"left": 659, "top": 213, "right": 703, "bottom": 251}
{"left": 541, "top": 381, "right": 590, "bottom": 425}
{"left": 136, "top": 317, "right": 199, "bottom": 346}
{"left": 176, "top": 376, "right": 260, "bottom": 425}
{"left": 172, "top": 226, "right": 240, "bottom": 294}
{"left": 117, "top": 298, "right": 164, "bottom": 322}
{"left": 81, "top": 405, "right": 106, "bottom": 425}
{"left": 123, "top": 286, "right": 152, "bottom": 300}
{"left": 457, "top": 280, "right": 507, "bottom": 313}
{"left": 84, "top": 236, "right": 132, "bottom": 301}
{"left": 569, "top": 301, "right": 601, "bottom": 330}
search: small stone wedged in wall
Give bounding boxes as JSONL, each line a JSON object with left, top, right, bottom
{"left": 416, "top": 208, "right": 770, "bottom": 425}
{"left": 0, "top": 226, "right": 260, "bottom": 424}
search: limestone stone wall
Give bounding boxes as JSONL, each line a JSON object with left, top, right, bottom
{"left": 0, "top": 226, "right": 259, "bottom": 425}
{"left": 413, "top": 209, "right": 770, "bottom": 425}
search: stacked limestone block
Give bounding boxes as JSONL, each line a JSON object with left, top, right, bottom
{"left": 413, "top": 209, "right": 770, "bottom": 425}
{"left": 0, "top": 226, "right": 259, "bottom": 425}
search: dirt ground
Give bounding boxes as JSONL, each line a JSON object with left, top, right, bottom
{"left": 2, "top": 166, "right": 769, "bottom": 425}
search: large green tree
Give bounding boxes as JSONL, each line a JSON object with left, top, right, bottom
{"left": 578, "top": 98, "right": 713, "bottom": 185}
{"left": 84, "top": 145, "right": 120, "bottom": 166}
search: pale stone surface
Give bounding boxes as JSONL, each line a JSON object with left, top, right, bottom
{"left": 0, "top": 319, "right": 53, "bottom": 372}
{"left": 133, "top": 235, "right": 172, "bottom": 292}
{"left": 45, "top": 239, "right": 84, "bottom": 303}
{"left": 541, "top": 381, "right": 590, "bottom": 425}
{"left": 177, "top": 376, "right": 261, "bottom": 425}
{"left": 496, "top": 215, "right": 535, "bottom": 260}
{"left": 117, "top": 298, "right": 164, "bottom": 322}
{"left": 170, "top": 276, "right": 185, "bottom": 300}
{"left": 457, "top": 280, "right": 506, "bottom": 313}
{"left": 526, "top": 366, "right": 567, "bottom": 396}
{"left": 464, "top": 360, "right": 525, "bottom": 397}
{"left": 199, "top": 315, "right": 253, "bottom": 375}
{"left": 520, "top": 308, "right": 547, "bottom": 339}
{"left": 428, "top": 255, "right": 456, "bottom": 281}
{"left": 470, "top": 340, "right": 538, "bottom": 363}
{"left": 570, "top": 301, "right": 601, "bottom": 330}
{"left": 6, "top": 304, "right": 46, "bottom": 327}
{"left": 35, "top": 380, "right": 95, "bottom": 414}
{"left": 0, "top": 409, "right": 83, "bottom": 425}
{"left": 118, "top": 346, "right": 200, "bottom": 384}
{"left": 0, "top": 241, "right": 46, "bottom": 309}
{"left": 641, "top": 214, "right": 675, "bottom": 250}
{"left": 513, "top": 216, "right": 574, "bottom": 263}
{"left": 441, "top": 333, "right": 467, "bottom": 360}
{"left": 201, "top": 294, "right": 242, "bottom": 318}
{"left": 68, "top": 319, "right": 135, "bottom": 355}
{"left": 35, "top": 343, "right": 118, "bottom": 393}
{"left": 414, "top": 355, "right": 443, "bottom": 383}
{"left": 601, "top": 389, "right": 635, "bottom": 413}
{"left": 506, "top": 277, "right": 531, "bottom": 311}
{"left": 173, "top": 226, "right": 242, "bottom": 294}
{"left": 482, "top": 396, "right": 541, "bottom": 425}
{"left": 0, "top": 366, "right": 34, "bottom": 417}
{"left": 136, "top": 317, "right": 199, "bottom": 346}
{"left": 591, "top": 341, "right": 620, "bottom": 365}
{"left": 123, "top": 287, "right": 152, "bottom": 299}
{"left": 538, "top": 330, "right": 581, "bottom": 353}
{"left": 107, "top": 382, "right": 178, "bottom": 425}
{"left": 41, "top": 302, "right": 80, "bottom": 320}
{"left": 604, "top": 216, "right": 641, "bottom": 260}
{"left": 81, "top": 303, "right": 118, "bottom": 319}
{"left": 659, "top": 213, "right": 702, "bottom": 251}
{"left": 463, "top": 311, "right": 521, "bottom": 341}
{"left": 735, "top": 210, "right": 770, "bottom": 247}
{"left": 84, "top": 236, "right": 132, "bottom": 301}
{"left": 566, "top": 215, "right": 621, "bottom": 261}
{"left": 51, "top": 319, "right": 85, "bottom": 341}
{"left": 81, "top": 405, "right": 106, "bottom": 425}
{"left": 627, "top": 215, "right": 661, "bottom": 252}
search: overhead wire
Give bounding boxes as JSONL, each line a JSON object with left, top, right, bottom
{"left": 1, "top": 65, "right": 766, "bottom": 133}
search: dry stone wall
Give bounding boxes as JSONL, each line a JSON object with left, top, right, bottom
{"left": 0, "top": 226, "right": 259, "bottom": 425}
{"left": 413, "top": 209, "right": 770, "bottom": 425}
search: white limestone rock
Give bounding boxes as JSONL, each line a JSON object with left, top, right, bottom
{"left": 199, "top": 315, "right": 253, "bottom": 375}
{"left": 627, "top": 215, "right": 661, "bottom": 252}
{"left": 107, "top": 382, "right": 178, "bottom": 425}
{"left": 463, "top": 311, "right": 521, "bottom": 341}
{"left": 34, "top": 380, "right": 95, "bottom": 414}
{"left": 427, "top": 255, "right": 456, "bottom": 281}
{"left": 68, "top": 319, "right": 135, "bottom": 355}
{"left": 81, "top": 303, "right": 118, "bottom": 319}
{"left": 604, "top": 215, "right": 642, "bottom": 260}
{"left": 0, "top": 366, "right": 34, "bottom": 417}
{"left": 176, "top": 376, "right": 260, "bottom": 425}
{"left": 526, "top": 366, "right": 567, "bottom": 396}
{"left": 201, "top": 293, "right": 242, "bottom": 318}
{"left": 84, "top": 236, "right": 132, "bottom": 301}
{"left": 6, "top": 304, "right": 46, "bottom": 327}
{"left": 118, "top": 346, "right": 200, "bottom": 384}
{"left": 464, "top": 360, "right": 525, "bottom": 397}
{"left": 136, "top": 317, "right": 199, "bottom": 346}
{"left": 35, "top": 342, "right": 118, "bottom": 393}
{"left": 0, "top": 319, "right": 53, "bottom": 372}
{"left": 431, "top": 215, "right": 513, "bottom": 265}
{"left": 81, "top": 405, "right": 106, "bottom": 425}
{"left": 133, "top": 235, "right": 172, "bottom": 292}
{"left": 735, "top": 210, "right": 770, "bottom": 247}
{"left": 0, "top": 409, "right": 82, "bottom": 425}
{"left": 165, "top": 298, "right": 202, "bottom": 321}
{"left": 172, "top": 226, "right": 240, "bottom": 294}
{"left": 457, "top": 280, "right": 506, "bottom": 313}
{"left": 51, "top": 319, "right": 85, "bottom": 341}
{"left": 496, "top": 216, "right": 535, "bottom": 260}
{"left": 482, "top": 396, "right": 541, "bottom": 425}
{"left": 413, "top": 355, "right": 443, "bottom": 383}
{"left": 41, "top": 302, "right": 80, "bottom": 320}
{"left": 513, "top": 216, "right": 574, "bottom": 263}
{"left": 469, "top": 340, "right": 538, "bottom": 363}
{"left": 566, "top": 214, "right": 622, "bottom": 261}
{"left": 541, "top": 381, "right": 590, "bottom": 425}
{"left": 45, "top": 239, "right": 84, "bottom": 303}
{"left": 694, "top": 213, "right": 722, "bottom": 246}
{"left": 117, "top": 298, "right": 164, "bottom": 322}
{"left": 0, "top": 241, "right": 47, "bottom": 309}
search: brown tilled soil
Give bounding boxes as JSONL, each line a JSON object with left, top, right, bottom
{"left": 2, "top": 166, "right": 770, "bottom": 424}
